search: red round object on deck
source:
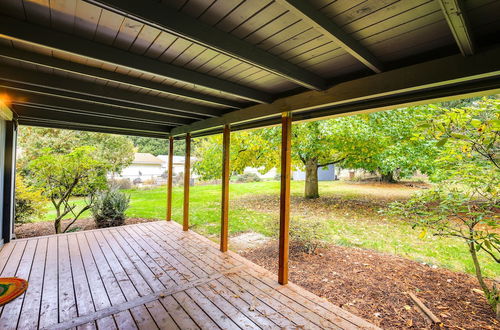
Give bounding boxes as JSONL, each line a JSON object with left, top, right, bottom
{"left": 0, "top": 277, "right": 28, "bottom": 306}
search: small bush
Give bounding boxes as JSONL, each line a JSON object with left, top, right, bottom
{"left": 268, "top": 216, "right": 329, "bottom": 254}
{"left": 108, "top": 178, "right": 132, "bottom": 190}
{"left": 142, "top": 178, "right": 156, "bottom": 185}
{"left": 236, "top": 173, "right": 261, "bottom": 183}
{"left": 15, "top": 174, "right": 47, "bottom": 223}
{"left": 92, "top": 188, "right": 130, "bottom": 228}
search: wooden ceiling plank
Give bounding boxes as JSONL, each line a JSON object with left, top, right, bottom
{"left": 437, "top": 0, "right": 475, "bottom": 56}
{"left": 0, "top": 44, "right": 245, "bottom": 109}
{"left": 2, "top": 84, "right": 197, "bottom": 125}
{"left": 12, "top": 100, "right": 183, "bottom": 126}
{"left": 279, "top": 0, "right": 384, "bottom": 73}
{"left": 82, "top": 0, "right": 327, "bottom": 90}
{"left": 0, "top": 64, "right": 221, "bottom": 118}
{"left": 0, "top": 14, "right": 272, "bottom": 103}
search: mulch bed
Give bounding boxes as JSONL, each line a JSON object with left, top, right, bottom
{"left": 14, "top": 217, "right": 159, "bottom": 239}
{"left": 241, "top": 242, "right": 499, "bottom": 329}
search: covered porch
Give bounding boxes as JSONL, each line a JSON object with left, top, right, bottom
{"left": 0, "top": 0, "right": 500, "bottom": 328}
{"left": 0, "top": 220, "right": 377, "bottom": 329}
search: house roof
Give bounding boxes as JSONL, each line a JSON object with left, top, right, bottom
{"left": 0, "top": 0, "right": 499, "bottom": 138}
{"left": 157, "top": 155, "right": 197, "bottom": 165}
{"left": 133, "top": 153, "right": 163, "bottom": 165}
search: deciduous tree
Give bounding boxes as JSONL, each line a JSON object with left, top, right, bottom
{"left": 388, "top": 98, "right": 499, "bottom": 318}
{"left": 28, "top": 147, "right": 109, "bottom": 233}
{"left": 194, "top": 107, "right": 438, "bottom": 198}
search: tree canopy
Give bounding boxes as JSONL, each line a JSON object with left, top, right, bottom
{"left": 130, "top": 136, "right": 185, "bottom": 156}
{"left": 18, "top": 127, "right": 135, "bottom": 173}
{"left": 194, "top": 106, "right": 439, "bottom": 198}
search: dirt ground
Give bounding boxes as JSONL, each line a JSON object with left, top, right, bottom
{"left": 14, "top": 217, "right": 158, "bottom": 238}
{"left": 242, "top": 242, "right": 499, "bottom": 329}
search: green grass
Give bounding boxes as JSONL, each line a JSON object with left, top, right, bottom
{"left": 39, "top": 181, "right": 499, "bottom": 278}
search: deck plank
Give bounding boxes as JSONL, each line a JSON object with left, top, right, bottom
{"left": 92, "top": 230, "right": 158, "bottom": 329}
{"left": 58, "top": 235, "right": 78, "bottom": 323}
{"left": 199, "top": 280, "right": 276, "bottom": 329}
{"left": 195, "top": 283, "right": 261, "bottom": 329}
{"left": 83, "top": 231, "right": 137, "bottom": 329}
{"left": 113, "top": 227, "right": 178, "bottom": 288}
{"left": 135, "top": 224, "right": 210, "bottom": 278}
{"left": 0, "top": 221, "right": 379, "bottom": 329}
{"left": 75, "top": 233, "right": 117, "bottom": 329}
{"left": 125, "top": 224, "right": 197, "bottom": 282}
{"left": 39, "top": 236, "right": 60, "bottom": 328}
{"left": 0, "top": 239, "right": 38, "bottom": 327}
{"left": 18, "top": 237, "right": 48, "bottom": 329}
{"left": 161, "top": 295, "right": 199, "bottom": 330}
{"left": 172, "top": 291, "right": 219, "bottom": 330}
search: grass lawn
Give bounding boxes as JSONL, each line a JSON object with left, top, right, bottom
{"left": 39, "top": 181, "right": 498, "bottom": 278}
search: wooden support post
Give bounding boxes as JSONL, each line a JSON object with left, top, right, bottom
{"left": 166, "top": 136, "right": 174, "bottom": 221}
{"left": 183, "top": 133, "right": 191, "bottom": 231}
{"left": 278, "top": 112, "right": 292, "bottom": 285}
{"left": 220, "top": 124, "right": 230, "bottom": 252}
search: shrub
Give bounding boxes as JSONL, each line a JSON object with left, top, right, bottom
{"left": 268, "top": 216, "right": 329, "bottom": 254}
{"left": 236, "top": 172, "right": 261, "bottom": 183}
{"left": 108, "top": 178, "right": 132, "bottom": 190}
{"left": 92, "top": 188, "right": 130, "bottom": 228}
{"left": 15, "top": 174, "right": 47, "bottom": 223}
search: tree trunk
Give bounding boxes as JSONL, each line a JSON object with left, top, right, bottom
{"left": 305, "top": 159, "right": 319, "bottom": 199}
{"left": 469, "top": 240, "right": 498, "bottom": 318}
{"left": 55, "top": 219, "right": 61, "bottom": 234}
{"left": 380, "top": 171, "right": 397, "bottom": 183}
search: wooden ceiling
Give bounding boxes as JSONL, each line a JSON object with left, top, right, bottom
{"left": 0, "top": 0, "right": 499, "bottom": 138}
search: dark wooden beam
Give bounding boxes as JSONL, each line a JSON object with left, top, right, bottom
{"left": 183, "top": 133, "right": 191, "bottom": 231}
{"left": 280, "top": 0, "right": 383, "bottom": 73}
{"left": 18, "top": 118, "right": 168, "bottom": 139}
{"left": 171, "top": 46, "right": 500, "bottom": 136}
{"left": 0, "top": 65, "right": 220, "bottom": 118}
{"left": 167, "top": 136, "right": 174, "bottom": 222}
{"left": 2, "top": 120, "right": 16, "bottom": 243}
{"left": 13, "top": 105, "right": 171, "bottom": 134}
{"left": 3, "top": 90, "right": 191, "bottom": 126}
{"left": 13, "top": 102, "right": 181, "bottom": 127}
{"left": 437, "top": 0, "right": 474, "bottom": 56}
{"left": 0, "top": 81, "right": 201, "bottom": 122}
{"left": 0, "top": 14, "right": 273, "bottom": 103}
{"left": 220, "top": 124, "right": 230, "bottom": 252}
{"left": 84, "top": 0, "right": 327, "bottom": 91}
{"left": 278, "top": 112, "right": 292, "bottom": 285}
{"left": 0, "top": 45, "right": 243, "bottom": 109}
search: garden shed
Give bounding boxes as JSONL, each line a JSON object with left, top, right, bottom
{"left": 0, "top": 0, "right": 499, "bottom": 328}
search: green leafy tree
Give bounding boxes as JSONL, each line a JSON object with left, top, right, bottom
{"left": 14, "top": 173, "right": 47, "bottom": 223}
{"left": 194, "top": 107, "right": 438, "bottom": 198}
{"left": 130, "top": 136, "right": 185, "bottom": 156}
{"left": 18, "top": 127, "right": 134, "bottom": 173}
{"left": 340, "top": 108, "right": 439, "bottom": 182}
{"left": 388, "top": 98, "right": 499, "bottom": 318}
{"left": 28, "top": 147, "right": 109, "bottom": 234}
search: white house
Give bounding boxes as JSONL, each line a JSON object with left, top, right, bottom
{"left": 243, "top": 167, "right": 277, "bottom": 179}
{"left": 116, "top": 153, "right": 164, "bottom": 182}
{"left": 157, "top": 155, "right": 194, "bottom": 176}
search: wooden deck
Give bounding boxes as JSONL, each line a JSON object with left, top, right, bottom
{"left": 0, "top": 221, "right": 378, "bottom": 329}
